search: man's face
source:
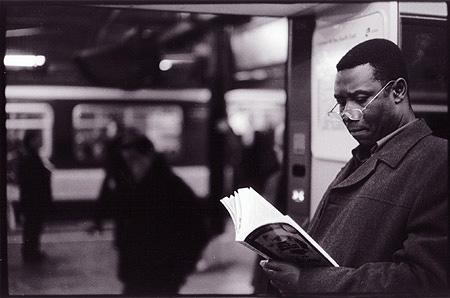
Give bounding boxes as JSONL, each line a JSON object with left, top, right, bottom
{"left": 334, "top": 63, "right": 397, "bottom": 146}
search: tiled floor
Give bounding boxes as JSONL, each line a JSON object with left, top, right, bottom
{"left": 7, "top": 219, "right": 257, "bottom": 296}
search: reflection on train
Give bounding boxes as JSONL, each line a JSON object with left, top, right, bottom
{"left": 2, "top": 1, "right": 448, "bottom": 296}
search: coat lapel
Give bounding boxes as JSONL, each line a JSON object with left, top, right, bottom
{"left": 332, "top": 156, "right": 378, "bottom": 190}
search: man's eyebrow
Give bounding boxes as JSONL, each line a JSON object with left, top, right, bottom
{"left": 335, "top": 89, "right": 372, "bottom": 98}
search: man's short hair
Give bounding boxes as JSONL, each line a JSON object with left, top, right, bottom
{"left": 336, "top": 38, "right": 408, "bottom": 84}
{"left": 121, "top": 134, "right": 154, "bottom": 155}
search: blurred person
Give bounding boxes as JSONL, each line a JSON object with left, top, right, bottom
{"left": 216, "top": 117, "right": 244, "bottom": 195}
{"left": 221, "top": 114, "right": 280, "bottom": 194}
{"left": 251, "top": 123, "right": 286, "bottom": 294}
{"left": 261, "top": 123, "right": 285, "bottom": 207}
{"left": 214, "top": 117, "right": 244, "bottom": 234}
{"left": 88, "top": 118, "right": 129, "bottom": 234}
{"left": 238, "top": 129, "right": 280, "bottom": 194}
{"left": 260, "top": 39, "right": 448, "bottom": 294}
{"left": 17, "top": 130, "right": 53, "bottom": 263}
{"left": 6, "top": 137, "right": 22, "bottom": 232}
{"left": 103, "top": 133, "right": 209, "bottom": 295}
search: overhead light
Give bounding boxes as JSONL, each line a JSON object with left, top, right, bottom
{"left": 159, "top": 59, "right": 174, "bottom": 71}
{"left": 4, "top": 55, "right": 46, "bottom": 68}
{"left": 6, "top": 28, "right": 43, "bottom": 38}
{"left": 159, "top": 57, "right": 195, "bottom": 72}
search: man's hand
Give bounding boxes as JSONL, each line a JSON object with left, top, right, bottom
{"left": 260, "top": 259, "right": 301, "bottom": 294}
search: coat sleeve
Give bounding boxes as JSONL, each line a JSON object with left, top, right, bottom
{"left": 166, "top": 174, "right": 210, "bottom": 274}
{"left": 295, "top": 154, "right": 448, "bottom": 293}
{"left": 17, "top": 156, "right": 36, "bottom": 207}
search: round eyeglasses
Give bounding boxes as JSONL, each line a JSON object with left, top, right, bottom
{"left": 328, "top": 80, "right": 395, "bottom": 121}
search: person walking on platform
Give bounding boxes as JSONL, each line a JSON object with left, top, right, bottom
{"left": 17, "top": 130, "right": 53, "bottom": 263}
{"left": 260, "top": 39, "right": 448, "bottom": 294}
{"left": 92, "top": 133, "right": 209, "bottom": 295}
{"left": 88, "top": 118, "right": 129, "bottom": 234}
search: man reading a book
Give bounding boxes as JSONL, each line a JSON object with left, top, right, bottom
{"left": 260, "top": 38, "right": 448, "bottom": 294}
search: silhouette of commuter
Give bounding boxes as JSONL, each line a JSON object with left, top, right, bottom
{"left": 238, "top": 129, "right": 280, "bottom": 194}
{"left": 17, "top": 130, "right": 53, "bottom": 263}
{"left": 101, "top": 133, "right": 209, "bottom": 295}
{"left": 88, "top": 119, "right": 130, "bottom": 233}
{"left": 251, "top": 124, "right": 286, "bottom": 294}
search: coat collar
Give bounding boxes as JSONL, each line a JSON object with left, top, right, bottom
{"left": 332, "top": 119, "right": 432, "bottom": 190}
{"left": 376, "top": 119, "right": 432, "bottom": 168}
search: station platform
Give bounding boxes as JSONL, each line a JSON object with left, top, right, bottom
{"left": 7, "top": 218, "right": 257, "bottom": 296}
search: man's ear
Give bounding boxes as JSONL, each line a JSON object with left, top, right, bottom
{"left": 392, "top": 78, "right": 408, "bottom": 103}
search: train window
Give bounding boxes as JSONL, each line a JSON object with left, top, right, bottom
{"left": 225, "top": 89, "right": 285, "bottom": 137}
{"left": 72, "top": 104, "right": 183, "bottom": 165}
{"left": 6, "top": 103, "right": 54, "bottom": 159}
{"left": 231, "top": 18, "right": 287, "bottom": 89}
{"left": 401, "top": 17, "right": 448, "bottom": 105}
{"left": 401, "top": 17, "right": 448, "bottom": 139}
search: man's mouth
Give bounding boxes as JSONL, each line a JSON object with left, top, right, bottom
{"left": 348, "top": 128, "right": 365, "bottom": 134}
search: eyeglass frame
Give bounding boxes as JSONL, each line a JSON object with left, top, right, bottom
{"left": 328, "top": 79, "right": 396, "bottom": 121}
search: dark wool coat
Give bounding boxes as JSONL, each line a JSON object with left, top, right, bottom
{"left": 300, "top": 119, "right": 448, "bottom": 293}
{"left": 17, "top": 150, "right": 53, "bottom": 258}
{"left": 17, "top": 151, "right": 52, "bottom": 215}
{"left": 115, "top": 153, "right": 209, "bottom": 293}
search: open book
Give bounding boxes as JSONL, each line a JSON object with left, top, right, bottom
{"left": 220, "top": 187, "right": 339, "bottom": 267}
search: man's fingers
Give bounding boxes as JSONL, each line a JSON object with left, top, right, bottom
{"left": 260, "top": 259, "right": 287, "bottom": 271}
{"left": 259, "top": 260, "right": 302, "bottom": 294}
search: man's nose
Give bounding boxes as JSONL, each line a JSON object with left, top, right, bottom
{"left": 341, "top": 112, "right": 351, "bottom": 124}
{"left": 342, "top": 100, "right": 358, "bottom": 111}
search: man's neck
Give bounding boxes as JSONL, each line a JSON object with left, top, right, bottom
{"left": 353, "top": 118, "right": 419, "bottom": 162}
{"left": 398, "top": 111, "right": 416, "bottom": 128}
{"left": 377, "top": 118, "right": 418, "bottom": 149}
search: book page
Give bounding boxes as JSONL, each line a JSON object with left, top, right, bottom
{"left": 220, "top": 196, "right": 237, "bottom": 229}
{"left": 236, "top": 188, "right": 285, "bottom": 240}
{"left": 234, "top": 191, "right": 242, "bottom": 232}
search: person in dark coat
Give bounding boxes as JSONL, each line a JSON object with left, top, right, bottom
{"left": 112, "top": 134, "right": 208, "bottom": 295}
{"left": 237, "top": 130, "right": 280, "bottom": 194}
{"left": 260, "top": 39, "right": 448, "bottom": 294}
{"left": 17, "top": 130, "right": 53, "bottom": 263}
{"left": 88, "top": 119, "right": 131, "bottom": 234}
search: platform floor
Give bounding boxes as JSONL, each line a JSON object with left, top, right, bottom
{"left": 7, "top": 219, "right": 257, "bottom": 296}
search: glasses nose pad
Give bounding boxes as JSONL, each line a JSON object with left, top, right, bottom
{"left": 346, "top": 109, "right": 364, "bottom": 121}
{"left": 341, "top": 111, "right": 351, "bottom": 122}
{"left": 340, "top": 104, "right": 353, "bottom": 120}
